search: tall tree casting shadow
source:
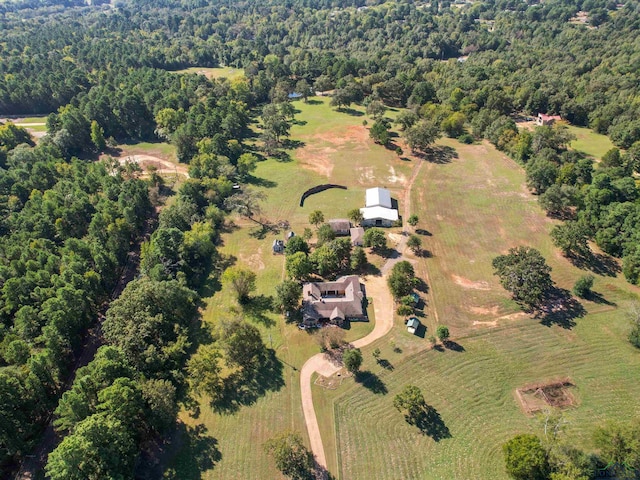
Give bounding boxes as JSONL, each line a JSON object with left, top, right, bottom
{"left": 568, "top": 251, "right": 621, "bottom": 277}
{"left": 406, "top": 405, "right": 451, "bottom": 441}
{"left": 241, "top": 294, "right": 276, "bottom": 327}
{"left": 355, "top": 370, "right": 388, "bottom": 395}
{"left": 538, "top": 287, "right": 586, "bottom": 329}
{"left": 157, "top": 423, "right": 221, "bottom": 480}
{"left": 211, "top": 349, "right": 284, "bottom": 414}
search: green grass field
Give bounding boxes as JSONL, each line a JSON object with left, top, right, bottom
{"left": 170, "top": 66, "right": 245, "bottom": 81}
{"left": 166, "top": 97, "right": 413, "bottom": 478}
{"left": 568, "top": 125, "right": 616, "bottom": 160}
{"left": 311, "top": 136, "right": 640, "bottom": 479}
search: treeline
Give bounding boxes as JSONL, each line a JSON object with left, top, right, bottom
{"left": 0, "top": 130, "right": 152, "bottom": 472}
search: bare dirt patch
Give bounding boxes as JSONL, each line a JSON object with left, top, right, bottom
{"left": 469, "top": 305, "right": 500, "bottom": 316}
{"left": 296, "top": 125, "right": 370, "bottom": 178}
{"left": 387, "top": 166, "right": 407, "bottom": 185}
{"left": 111, "top": 154, "right": 189, "bottom": 178}
{"left": 452, "top": 274, "right": 491, "bottom": 290}
{"left": 516, "top": 378, "right": 577, "bottom": 416}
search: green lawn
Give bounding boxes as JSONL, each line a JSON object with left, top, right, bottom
{"left": 568, "top": 125, "right": 616, "bottom": 160}
{"left": 311, "top": 137, "right": 640, "bottom": 479}
{"left": 166, "top": 97, "right": 413, "bottom": 478}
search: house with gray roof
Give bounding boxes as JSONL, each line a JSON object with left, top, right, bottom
{"left": 301, "top": 275, "right": 366, "bottom": 327}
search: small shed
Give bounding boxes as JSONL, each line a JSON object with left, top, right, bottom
{"left": 286, "top": 231, "right": 296, "bottom": 241}
{"left": 410, "top": 292, "right": 420, "bottom": 305}
{"left": 272, "top": 239, "right": 284, "bottom": 254}
{"left": 350, "top": 227, "right": 365, "bottom": 246}
{"left": 328, "top": 219, "right": 351, "bottom": 236}
{"left": 407, "top": 317, "right": 420, "bottom": 335}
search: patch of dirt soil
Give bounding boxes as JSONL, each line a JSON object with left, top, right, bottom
{"left": 112, "top": 154, "right": 189, "bottom": 178}
{"left": 387, "top": 166, "right": 407, "bottom": 185}
{"left": 314, "top": 368, "right": 349, "bottom": 390}
{"left": 472, "top": 312, "right": 527, "bottom": 327}
{"left": 469, "top": 305, "right": 500, "bottom": 315}
{"left": 296, "top": 125, "right": 370, "bottom": 178}
{"left": 452, "top": 274, "right": 491, "bottom": 290}
{"left": 516, "top": 378, "right": 577, "bottom": 416}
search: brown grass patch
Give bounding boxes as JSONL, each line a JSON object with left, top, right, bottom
{"left": 238, "top": 248, "right": 266, "bottom": 271}
{"left": 516, "top": 378, "right": 577, "bottom": 415}
{"left": 296, "top": 125, "right": 370, "bottom": 178}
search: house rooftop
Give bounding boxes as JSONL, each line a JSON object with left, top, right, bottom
{"left": 302, "top": 275, "right": 364, "bottom": 321}
{"left": 360, "top": 206, "right": 399, "bottom": 222}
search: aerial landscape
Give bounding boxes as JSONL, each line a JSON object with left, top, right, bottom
{"left": 1, "top": 0, "right": 640, "bottom": 479}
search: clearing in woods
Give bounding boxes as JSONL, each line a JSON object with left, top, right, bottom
{"left": 169, "top": 66, "right": 245, "bottom": 80}
{"left": 164, "top": 98, "right": 418, "bottom": 478}
{"left": 311, "top": 136, "right": 640, "bottom": 479}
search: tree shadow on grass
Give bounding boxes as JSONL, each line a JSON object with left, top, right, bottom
{"left": 585, "top": 290, "right": 616, "bottom": 306}
{"left": 406, "top": 405, "right": 451, "bottom": 441}
{"left": 355, "top": 370, "right": 388, "bottom": 395}
{"left": 245, "top": 174, "right": 277, "bottom": 188}
{"left": 156, "top": 423, "right": 221, "bottom": 480}
{"left": 414, "top": 278, "right": 430, "bottom": 294}
{"left": 377, "top": 358, "right": 394, "bottom": 371}
{"left": 568, "top": 251, "right": 621, "bottom": 277}
{"left": 212, "top": 349, "right": 284, "bottom": 414}
{"left": 242, "top": 294, "right": 276, "bottom": 327}
{"left": 282, "top": 138, "right": 306, "bottom": 149}
{"left": 538, "top": 287, "right": 586, "bottom": 329}
{"left": 423, "top": 145, "right": 458, "bottom": 164}
{"left": 443, "top": 340, "right": 465, "bottom": 352}
{"left": 337, "top": 107, "right": 364, "bottom": 117}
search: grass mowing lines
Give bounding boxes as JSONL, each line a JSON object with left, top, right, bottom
{"left": 331, "top": 313, "right": 640, "bottom": 479}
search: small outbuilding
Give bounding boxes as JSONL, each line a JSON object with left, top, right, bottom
{"left": 407, "top": 317, "right": 420, "bottom": 335}
{"left": 350, "top": 227, "right": 365, "bottom": 246}
{"left": 328, "top": 219, "right": 351, "bottom": 236}
{"left": 272, "top": 239, "right": 284, "bottom": 254}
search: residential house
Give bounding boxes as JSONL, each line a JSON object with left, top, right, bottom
{"left": 272, "top": 239, "right": 284, "bottom": 254}
{"left": 360, "top": 187, "right": 399, "bottom": 227}
{"left": 536, "top": 113, "right": 562, "bottom": 126}
{"left": 301, "top": 275, "right": 366, "bottom": 327}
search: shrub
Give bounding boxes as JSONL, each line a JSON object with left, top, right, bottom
{"left": 572, "top": 275, "right": 594, "bottom": 298}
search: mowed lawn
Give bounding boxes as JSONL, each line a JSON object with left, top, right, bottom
{"left": 567, "top": 125, "right": 616, "bottom": 160}
{"left": 312, "top": 138, "right": 640, "bottom": 479}
{"left": 167, "top": 98, "right": 414, "bottom": 478}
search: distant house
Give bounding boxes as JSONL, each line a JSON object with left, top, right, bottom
{"left": 272, "top": 239, "right": 284, "bottom": 254}
{"left": 288, "top": 92, "right": 303, "bottom": 100}
{"left": 407, "top": 317, "right": 420, "bottom": 335}
{"left": 328, "top": 219, "right": 351, "bottom": 236}
{"left": 301, "top": 275, "right": 366, "bottom": 327}
{"left": 350, "top": 227, "right": 365, "bottom": 246}
{"left": 536, "top": 113, "right": 562, "bottom": 126}
{"left": 360, "top": 187, "right": 399, "bottom": 227}
{"left": 315, "top": 90, "right": 336, "bottom": 97}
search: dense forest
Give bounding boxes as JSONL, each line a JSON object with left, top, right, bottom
{"left": 1, "top": 0, "right": 640, "bottom": 477}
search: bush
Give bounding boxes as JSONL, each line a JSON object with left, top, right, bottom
{"left": 458, "top": 133, "right": 474, "bottom": 144}
{"left": 572, "top": 275, "right": 594, "bottom": 298}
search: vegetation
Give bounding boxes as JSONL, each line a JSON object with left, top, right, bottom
{"left": 343, "top": 348, "right": 363, "bottom": 374}
{"left": 493, "top": 247, "right": 553, "bottom": 310}
{"left": 387, "top": 261, "right": 418, "bottom": 300}
{"left": 573, "top": 275, "right": 595, "bottom": 298}
{"left": 222, "top": 267, "right": 257, "bottom": 304}
{"left": 502, "top": 434, "right": 549, "bottom": 480}
{"left": 436, "top": 325, "right": 450, "bottom": 343}
{"left": 264, "top": 432, "right": 315, "bottom": 480}
{"left": 363, "top": 228, "right": 387, "bottom": 252}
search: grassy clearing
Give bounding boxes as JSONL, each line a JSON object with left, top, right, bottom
{"left": 167, "top": 97, "right": 410, "bottom": 478}
{"left": 170, "top": 66, "right": 245, "bottom": 81}
{"left": 312, "top": 137, "right": 640, "bottom": 479}
{"left": 567, "top": 125, "right": 616, "bottom": 159}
